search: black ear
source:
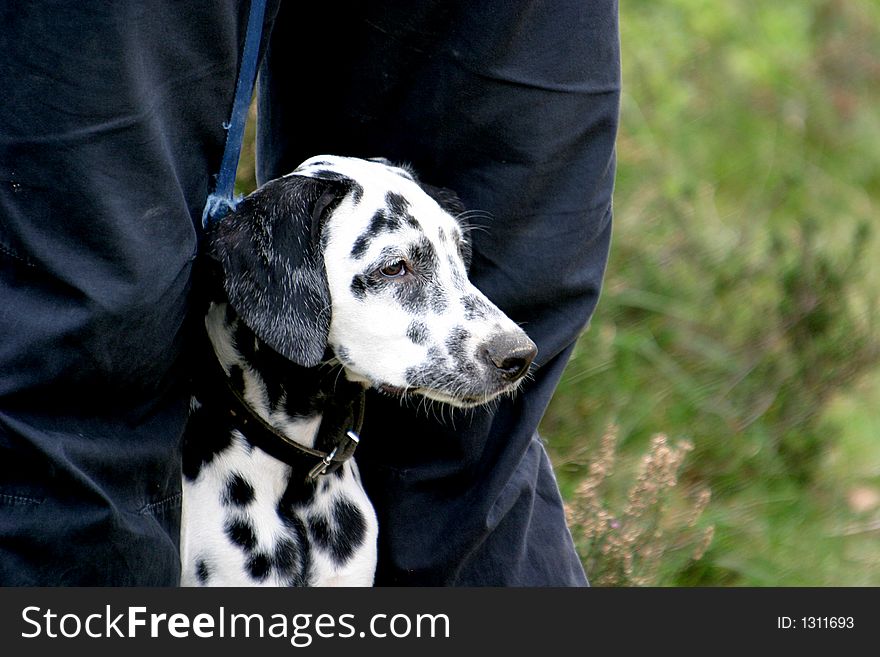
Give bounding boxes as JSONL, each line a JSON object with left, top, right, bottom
{"left": 208, "top": 175, "right": 348, "bottom": 367}
{"left": 415, "top": 180, "right": 466, "bottom": 219}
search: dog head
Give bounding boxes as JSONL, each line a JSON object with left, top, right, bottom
{"left": 209, "top": 155, "right": 536, "bottom": 408}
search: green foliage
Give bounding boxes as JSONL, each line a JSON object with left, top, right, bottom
{"left": 543, "top": 0, "right": 880, "bottom": 585}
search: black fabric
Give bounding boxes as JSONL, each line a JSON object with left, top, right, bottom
{"left": 0, "top": 0, "right": 618, "bottom": 585}
{"left": 258, "top": 1, "right": 619, "bottom": 585}
{"left": 0, "top": 1, "right": 272, "bottom": 585}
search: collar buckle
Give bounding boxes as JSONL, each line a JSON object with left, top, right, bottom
{"left": 306, "top": 430, "right": 360, "bottom": 481}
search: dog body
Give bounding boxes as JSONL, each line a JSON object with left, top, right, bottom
{"left": 180, "top": 156, "right": 537, "bottom": 586}
{"left": 180, "top": 300, "right": 377, "bottom": 586}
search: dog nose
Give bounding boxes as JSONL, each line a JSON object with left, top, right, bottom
{"left": 482, "top": 334, "right": 538, "bottom": 382}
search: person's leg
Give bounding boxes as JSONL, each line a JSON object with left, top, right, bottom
{"left": 0, "top": 1, "right": 257, "bottom": 584}
{"left": 258, "top": 0, "right": 619, "bottom": 585}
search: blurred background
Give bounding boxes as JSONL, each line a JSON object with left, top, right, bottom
{"left": 238, "top": 0, "right": 880, "bottom": 585}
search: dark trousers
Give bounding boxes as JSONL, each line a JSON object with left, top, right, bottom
{"left": 0, "top": 1, "right": 619, "bottom": 585}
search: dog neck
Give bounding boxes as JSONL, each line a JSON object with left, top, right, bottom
{"left": 203, "top": 301, "right": 362, "bottom": 454}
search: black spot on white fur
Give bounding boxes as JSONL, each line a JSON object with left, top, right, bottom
{"left": 224, "top": 473, "right": 255, "bottom": 507}
{"left": 225, "top": 517, "right": 257, "bottom": 552}
{"left": 407, "top": 320, "right": 429, "bottom": 345}
{"left": 385, "top": 191, "right": 409, "bottom": 216}
{"left": 350, "top": 274, "right": 369, "bottom": 300}
{"left": 351, "top": 208, "right": 403, "bottom": 259}
{"left": 462, "top": 294, "right": 490, "bottom": 320}
{"left": 247, "top": 552, "right": 272, "bottom": 581}
{"left": 196, "top": 559, "right": 211, "bottom": 585}
{"left": 309, "top": 500, "right": 367, "bottom": 565}
{"left": 274, "top": 538, "right": 306, "bottom": 585}
{"left": 446, "top": 326, "right": 471, "bottom": 366}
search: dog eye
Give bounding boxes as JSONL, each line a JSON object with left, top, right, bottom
{"left": 378, "top": 261, "right": 408, "bottom": 278}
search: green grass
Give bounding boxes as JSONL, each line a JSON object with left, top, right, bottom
{"left": 543, "top": 0, "right": 880, "bottom": 585}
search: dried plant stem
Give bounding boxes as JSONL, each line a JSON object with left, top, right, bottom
{"left": 566, "top": 426, "right": 714, "bottom": 586}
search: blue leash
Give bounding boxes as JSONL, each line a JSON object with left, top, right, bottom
{"left": 201, "top": 0, "right": 269, "bottom": 230}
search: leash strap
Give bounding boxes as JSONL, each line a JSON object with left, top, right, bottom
{"left": 201, "top": 0, "right": 269, "bottom": 230}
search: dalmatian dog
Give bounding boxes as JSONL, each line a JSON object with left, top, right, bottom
{"left": 180, "top": 155, "right": 537, "bottom": 586}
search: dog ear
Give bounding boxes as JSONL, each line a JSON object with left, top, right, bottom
{"left": 415, "top": 181, "right": 466, "bottom": 219}
{"left": 208, "top": 175, "right": 348, "bottom": 368}
{"left": 415, "top": 181, "right": 473, "bottom": 269}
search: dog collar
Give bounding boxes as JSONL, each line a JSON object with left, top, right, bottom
{"left": 201, "top": 341, "right": 365, "bottom": 482}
